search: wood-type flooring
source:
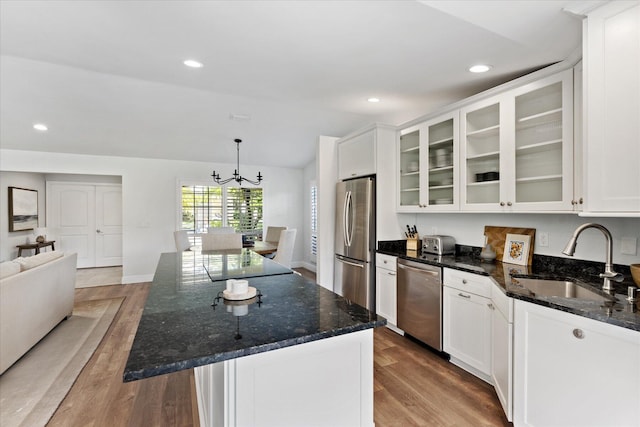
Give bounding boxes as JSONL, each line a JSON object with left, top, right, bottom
{"left": 49, "top": 269, "right": 511, "bottom": 426}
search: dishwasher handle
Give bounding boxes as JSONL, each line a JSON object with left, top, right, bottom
{"left": 397, "top": 263, "right": 439, "bottom": 276}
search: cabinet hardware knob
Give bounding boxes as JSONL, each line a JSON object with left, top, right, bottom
{"left": 458, "top": 292, "right": 471, "bottom": 299}
{"left": 507, "top": 201, "right": 512, "bottom": 206}
{"left": 571, "top": 200, "right": 577, "bottom": 205}
{"left": 500, "top": 201, "right": 505, "bottom": 206}
{"left": 462, "top": 279, "right": 468, "bottom": 284}
{"left": 579, "top": 197, "right": 583, "bottom": 204}
{"left": 388, "top": 272, "right": 396, "bottom": 276}
{"left": 488, "top": 303, "right": 494, "bottom": 309}
{"left": 572, "top": 328, "right": 584, "bottom": 339}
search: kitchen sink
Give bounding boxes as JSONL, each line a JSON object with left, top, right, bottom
{"left": 510, "top": 278, "right": 615, "bottom": 302}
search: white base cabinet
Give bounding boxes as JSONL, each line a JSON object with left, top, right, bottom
{"left": 375, "top": 253, "right": 400, "bottom": 331}
{"left": 514, "top": 300, "right": 640, "bottom": 427}
{"left": 443, "top": 268, "right": 493, "bottom": 380}
{"left": 195, "top": 329, "right": 374, "bottom": 427}
{"left": 491, "top": 285, "right": 513, "bottom": 422}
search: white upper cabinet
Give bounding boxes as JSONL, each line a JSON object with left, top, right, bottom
{"left": 582, "top": 1, "right": 640, "bottom": 215}
{"left": 397, "top": 111, "right": 459, "bottom": 212}
{"left": 337, "top": 129, "right": 376, "bottom": 180}
{"left": 460, "top": 69, "right": 574, "bottom": 212}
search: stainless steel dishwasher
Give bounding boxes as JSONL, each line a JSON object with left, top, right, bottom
{"left": 397, "top": 258, "right": 442, "bottom": 351}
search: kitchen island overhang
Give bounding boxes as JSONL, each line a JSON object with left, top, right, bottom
{"left": 123, "top": 250, "right": 385, "bottom": 426}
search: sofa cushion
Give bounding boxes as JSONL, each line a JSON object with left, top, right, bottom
{"left": 14, "top": 251, "right": 64, "bottom": 271}
{"left": 0, "top": 261, "right": 21, "bottom": 279}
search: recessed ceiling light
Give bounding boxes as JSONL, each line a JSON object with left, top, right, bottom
{"left": 33, "top": 123, "right": 48, "bottom": 131}
{"left": 469, "top": 64, "right": 492, "bottom": 73}
{"left": 367, "top": 97, "right": 380, "bottom": 103}
{"left": 183, "top": 59, "right": 203, "bottom": 68}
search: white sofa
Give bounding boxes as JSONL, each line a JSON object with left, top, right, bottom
{"left": 0, "top": 251, "right": 77, "bottom": 374}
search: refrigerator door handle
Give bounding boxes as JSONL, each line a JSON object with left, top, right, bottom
{"left": 342, "top": 191, "right": 350, "bottom": 247}
{"left": 345, "top": 191, "right": 354, "bottom": 247}
{"left": 336, "top": 257, "right": 364, "bottom": 268}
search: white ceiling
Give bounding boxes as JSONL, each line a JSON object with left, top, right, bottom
{"left": 0, "top": 0, "right": 583, "bottom": 169}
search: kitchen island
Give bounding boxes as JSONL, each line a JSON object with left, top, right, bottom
{"left": 124, "top": 250, "right": 385, "bottom": 426}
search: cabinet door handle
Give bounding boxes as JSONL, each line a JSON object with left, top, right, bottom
{"left": 487, "top": 303, "right": 494, "bottom": 310}
{"left": 500, "top": 201, "right": 505, "bottom": 207}
{"left": 572, "top": 328, "right": 584, "bottom": 339}
{"left": 458, "top": 292, "right": 471, "bottom": 299}
{"left": 462, "top": 279, "right": 468, "bottom": 284}
{"left": 387, "top": 272, "right": 396, "bottom": 276}
{"left": 507, "top": 201, "right": 513, "bottom": 206}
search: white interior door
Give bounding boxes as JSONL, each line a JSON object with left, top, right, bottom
{"left": 95, "top": 185, "right": 123, "bottom": 267}
{"left": 47, "top": 182, "right": 122, "bottom": 268}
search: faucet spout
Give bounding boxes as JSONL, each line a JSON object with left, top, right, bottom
{"left": 562, "top": 223, "right": 623, "bottom": 292}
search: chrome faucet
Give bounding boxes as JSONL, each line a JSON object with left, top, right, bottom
{"left": 562, "top": 223, "right": 624, "bottom": 292}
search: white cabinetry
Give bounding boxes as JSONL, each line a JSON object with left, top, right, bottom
{"left": 375, "top": 253, "right": 400, "bottom": 331}
{"left": 491, "top": 285, "right": 513, "bottom": 422}
{"left": 583, "top": 1, "right": 640, "bottom": 215}
{"left": 397, "top": 112, "right": 459, "bottom": 211}
{"left": 513, "top": 300, "right": 640, "bottom": 427}
{"left": 443, "top": 268, "right": 493, "bottom": 380}
{"left": 338, "top": 129, "right": 376, "bottom": 180}
{"left": 460, "top": 69, "right": 574, "bottom": 212}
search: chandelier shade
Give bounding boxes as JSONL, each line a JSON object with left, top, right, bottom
{"left": 212, "top": 139, "right": 263, "bottom": 186}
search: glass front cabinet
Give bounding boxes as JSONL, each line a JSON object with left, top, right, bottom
{"left": 397, "top": 112, "right": 459, "bottom": 212}
{"left": 460, "top": 69, "right": 574, "bottom": 212}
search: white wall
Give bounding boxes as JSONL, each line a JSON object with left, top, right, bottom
{"left": 0, "top": 149, "right": 305, "bottom": 283}
{"left": 316, "top": 135, "right": 339, "bottom": 290}
{"left": 407, "top": 212, "right": 639, "bottom": 266}
{"left": 302, "top": 159, "right": 317, "bottom": 272}
{"left": 0, "top": 171, "right": 47, "bottom": 261}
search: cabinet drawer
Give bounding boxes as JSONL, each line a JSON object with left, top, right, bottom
{"left": 376, "top": 253, "right": 397, "bottom": 272}
{"left": 443, "top": 268, "right": 492, "bottom": 298}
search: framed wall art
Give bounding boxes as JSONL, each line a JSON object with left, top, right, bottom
{"left": 8, "top": 186, "right": 38, "bottom": 232}
{"left": 502, "top": 233, "right": 531, "bottom": 266}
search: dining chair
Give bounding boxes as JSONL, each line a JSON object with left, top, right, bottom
{"left": 273, "top": 229, "right": 297, "bottom": 268}
{"left": 201, "top": 233, "right": 243, "bottom": 250}
{"left": 207, "top": 226, "right": 235, "bottom": 234}
{"left": 264, "top": 226, "right": 287, "bottom": 243}
{"left": 174, "top": 230, "right": 191, "bottom": 252}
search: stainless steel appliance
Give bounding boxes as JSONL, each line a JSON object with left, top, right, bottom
{"left": 334, "top": 176, "right": 375, "bottom": 310}
{"left": 422, "top": 235, "right": 456, "bottom": 255}
{"left": 397, "top": 258, "right": 442, "bottom": 350}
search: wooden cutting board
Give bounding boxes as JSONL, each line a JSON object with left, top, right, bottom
{"left": 484, "top": 226, "right": 536, "bottom": 266}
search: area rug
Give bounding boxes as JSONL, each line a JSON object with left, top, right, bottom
{"left": 75, "top": 266, "right": 123, "bottom": 288}
{"left": 0, "top": 297, "right": 124, "bottom": 427}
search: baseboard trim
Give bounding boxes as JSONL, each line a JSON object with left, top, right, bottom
{"left": 121, "top": 274, "right": 153, "bottom": 284}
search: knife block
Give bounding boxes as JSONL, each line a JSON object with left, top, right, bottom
{"left": 406, "top": 235, "right": 420, "bottom": 252}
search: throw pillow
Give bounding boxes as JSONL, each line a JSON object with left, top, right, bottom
{"left": 0, "top": 260, "right": 21, "bottom": 279}
{"left": 14, "top": 251, "right": 64, "bottom": 271}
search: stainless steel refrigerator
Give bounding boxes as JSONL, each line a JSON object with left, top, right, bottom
{"left": 334, "top": 176, "right": 375, "bottom": 310}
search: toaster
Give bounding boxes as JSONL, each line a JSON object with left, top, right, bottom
{"left": 422, "top": 235, "right": 456, "bottom": 255}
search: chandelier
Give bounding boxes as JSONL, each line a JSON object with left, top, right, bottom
{"left": 212, "top": 138, "right": 263, "bottom": 185}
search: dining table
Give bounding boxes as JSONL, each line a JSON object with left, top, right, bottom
{"left": 246, "top": 240, "right": 277, "bottom": 255}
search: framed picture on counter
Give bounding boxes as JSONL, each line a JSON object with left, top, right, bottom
{"left": 503, "top": 233, "right": 531, "bottom": 266}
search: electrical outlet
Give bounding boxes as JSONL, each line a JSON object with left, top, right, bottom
{"left": 539, "top": 232, "right": 549, "bottom": 248}
{"left": 620, "top": 237, "right": 637, "bottom": 255}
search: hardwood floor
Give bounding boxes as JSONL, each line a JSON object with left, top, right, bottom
{"left": 50, "top": 270, "right": 511, "bottom": 426}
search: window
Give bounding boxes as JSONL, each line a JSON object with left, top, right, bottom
{"left": 310, "top": 184, "right": 317, "bottom": 255}
{"left": 181, "top": 184, "right": 263, "bottom": 244}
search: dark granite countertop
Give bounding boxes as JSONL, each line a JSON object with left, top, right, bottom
{"left": 378, "top": 240, "right": 640, "bottom": 332}
{"left": 124, "top": 251, "right": 386, "bottom": 382}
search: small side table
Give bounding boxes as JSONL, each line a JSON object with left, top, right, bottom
{"left": 16, "top": 240, "right": 56, "bottom": 257}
